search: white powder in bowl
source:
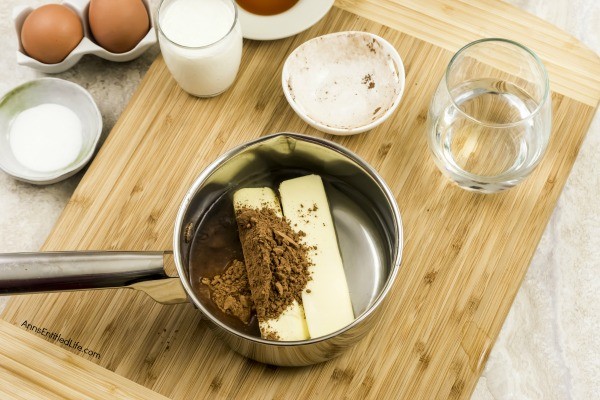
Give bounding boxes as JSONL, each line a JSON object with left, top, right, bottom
{"left": 9, "top": 103, "right": 82, "bottom": 173}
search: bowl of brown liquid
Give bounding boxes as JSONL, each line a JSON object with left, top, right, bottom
{"left": 235, "top": 0, "right": 334, "bottom": 40}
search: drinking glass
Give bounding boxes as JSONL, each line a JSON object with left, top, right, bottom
{"left": 157, "top": 0, "right": 243, "bottom": 97}
{"left": 426, "top": 38, "right": 551, "bottom": 193}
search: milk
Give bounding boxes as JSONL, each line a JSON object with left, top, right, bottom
{"left": 158, "top": 0, "right": 242, "bottom": 97}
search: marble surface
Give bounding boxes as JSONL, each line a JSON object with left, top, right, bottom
{"left": 0, "top": 0, "right": 598, "bottom": 399}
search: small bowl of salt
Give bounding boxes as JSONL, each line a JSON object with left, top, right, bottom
{"left": 0, "top": 77, "right": 102, "bottom": 185}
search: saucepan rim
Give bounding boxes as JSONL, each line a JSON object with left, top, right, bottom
{"left": 173, "top": 132, "right": 403, "bottom": 346}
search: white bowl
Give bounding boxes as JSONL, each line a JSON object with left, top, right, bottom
{"left": 0, "top": 78, "right": 102, "bottom": 185}
{"left": 282, "top": 31, "right": 405, "bottom": 135}
{"left": 13, "top": 0, "right": 156, "bottom": 74}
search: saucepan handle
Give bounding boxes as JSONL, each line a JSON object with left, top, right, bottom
{"left": 0, "top": 251, "right": 188, "bottom": 304}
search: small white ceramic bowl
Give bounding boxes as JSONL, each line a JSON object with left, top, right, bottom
{"left": 282, "top": 31, "right": 405, "bottom": 135}
{"left": 0, "top": 78, "right": 102, "bottom": 185}
{"left": 13, "top": 0, "right": 156, "bottom": 74}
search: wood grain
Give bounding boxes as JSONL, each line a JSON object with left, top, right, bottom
{"left": 335, "top": 0, "right": 600, "bottom": 107}
{"left": 0, "top": 320, "right": 169, "bottom": 400}
{"left": 1, "top": 1, "right": 599, "bottom": 399}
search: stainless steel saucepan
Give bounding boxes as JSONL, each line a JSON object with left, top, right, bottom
{"left": 0, "top": 133, "right": 403, "bottom": 366}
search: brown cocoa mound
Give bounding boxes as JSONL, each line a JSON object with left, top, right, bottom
{"left": 235, "top": 206, "right": 312, "bottom": 324}
{"left": 201, "top": 259, "right": 254, "bottom": 324}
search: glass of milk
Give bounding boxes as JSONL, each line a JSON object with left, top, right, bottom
{"left": 157, "top": 0, "right": 243, "bottom": 97}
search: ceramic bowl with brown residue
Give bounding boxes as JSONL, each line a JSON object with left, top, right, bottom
{"left": 282, "top": 31, "right": 405, "bottom": 135}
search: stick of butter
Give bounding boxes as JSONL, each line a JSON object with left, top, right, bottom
{"left": 279, "top": 175, "right": 354, "bottom": 338}
{"left": 233, "top": 187, "right": 310, "bottom": 341}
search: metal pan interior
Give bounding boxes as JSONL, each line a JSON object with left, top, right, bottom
{"left": 175, "top": 133, "right": 402, "bottom": 343}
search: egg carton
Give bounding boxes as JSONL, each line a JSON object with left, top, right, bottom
{"left": 13, "top": 0, "right": 156, "bottom": 74}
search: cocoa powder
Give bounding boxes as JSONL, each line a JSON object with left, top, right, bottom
{"left": 235, "top": 206, "right": 312, "bottom": 326}
{"left": 201, "top": 259, "right": 254, "bottom": 324}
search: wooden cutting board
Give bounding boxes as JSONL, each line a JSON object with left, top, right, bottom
{"left": 2, "top": 1, "right": 599, "bottom": 399}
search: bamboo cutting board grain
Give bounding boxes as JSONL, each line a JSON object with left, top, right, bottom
{"left": 0, "top": 320, "right": 169, "bottom": 400}
{"left": 2, "top": 1, "right": 599, "bottom": 399}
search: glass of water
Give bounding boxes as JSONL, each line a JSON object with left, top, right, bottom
{"left": 426, "top": 38, "right": 551, "bottom": 193}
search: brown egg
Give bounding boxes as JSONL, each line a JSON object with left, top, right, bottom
{"left": 20, "top": 4, "right": 83, "bottom": 64}
{"left": 89, "top": 0, "right": 150, "bottom": 54}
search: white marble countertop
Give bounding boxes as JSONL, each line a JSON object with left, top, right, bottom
{"left": 0, "top": 1, "right": 598, "bottom": 398}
